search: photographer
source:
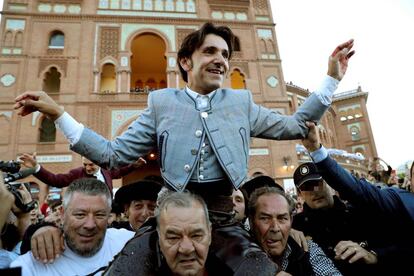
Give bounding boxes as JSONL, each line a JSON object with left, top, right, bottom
{"left": 0, "top": 173, "right": 33, "bottom": 268}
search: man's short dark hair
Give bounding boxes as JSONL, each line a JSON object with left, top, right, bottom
{"left": 177, "top": 22, "right": 235, "bottom": 82}
{"left": 248, "top": 186, "right": 295, "bottom": 223}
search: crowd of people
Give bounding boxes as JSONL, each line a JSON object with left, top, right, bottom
{"left": 1, "top": 22, "right": 412, "bottom": 275}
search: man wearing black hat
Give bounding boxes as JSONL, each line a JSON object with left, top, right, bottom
{"left": 112, "top": 180, "right": 162, "bottom": 231}
{"left": 292, "top": 163, "right": 378, "bottom": 275}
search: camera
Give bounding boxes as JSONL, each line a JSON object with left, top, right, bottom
{"left": 1, "top": 160, "right": 35, "bottom": 213}
{"left": 0, "top": 160, "right": 21, "bottom": 174}
{"left": 5, "top": 182, "right": 36, "bottom": 213}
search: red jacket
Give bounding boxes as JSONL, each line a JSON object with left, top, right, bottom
{"left": 34, "top": 165, "right": 136, "bottom": 192}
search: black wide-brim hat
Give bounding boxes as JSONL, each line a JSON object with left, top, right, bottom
{"left": 241, "top": 175, "right": 284, "bottom": 200}
{"left": 114, "top": 180, "right": 163, "bottom": 206}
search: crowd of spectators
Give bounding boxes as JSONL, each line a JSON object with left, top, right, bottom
{"left": 2, "top": 133, "right": 411, "bottom": 275}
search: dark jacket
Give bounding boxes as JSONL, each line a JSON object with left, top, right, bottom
{"left": 315, "top": 155, "right": 414, "bottom": 275}
{"left": 293, "top": 196, "right": 377, "bottom": 275}
{"left": 284, "top": 237, "right": 313, "bottom": 276}
{"left": 110, "top": 221, "right": 134, "bottom": 232}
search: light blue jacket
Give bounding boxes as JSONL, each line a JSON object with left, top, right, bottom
{"left": 72, "top": 88, "right": 327, "bottom": 191}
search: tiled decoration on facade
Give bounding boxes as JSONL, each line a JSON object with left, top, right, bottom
{"left": 98, "top": 0, "right": 196, "bottom": 18}
{"left": 257, "top": 29, "right": 276, "bottom": 60}
{"left": 0, "top": 74, "right": 16, "bottom": 87}
{"left": 38, "top": 3, "right": 81, "bottom": 14}
{"left": 100, "top": 27, "right": 120, "bottom": 60}
{"left": 2, "top": 19, "right": 25, "bottom": 55}
{"left": 111, "top": 109, "right": 143, "bottom": 138}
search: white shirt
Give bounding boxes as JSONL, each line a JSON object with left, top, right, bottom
{"left": 10, "top": 228, "right": 134, "bottom": 276}
{"left": 93, "top": 168, "right": 105, "bottom": 183}
{"left": 185, "top": 86, "right": 216, "bottom": 109}
{"left": 54, "top": 76, "right": 338, "bottom": 146}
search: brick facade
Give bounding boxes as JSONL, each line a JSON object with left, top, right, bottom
{"left": 0, "top": 0, "right": 377, "bottom": 188}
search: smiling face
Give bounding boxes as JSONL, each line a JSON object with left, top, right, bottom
{"left": 298, "top": 180, "right": 334, "bottom": 210}
{"left": 82, "top": 157, "right": 99, "bottom": 175}
{"left": 252, "top": 193, "right": 291, "bottom": 261}
{"left": 158, "top": 203, "right": 211, "bottom": 276}
{"left": 125, "top": 199, "right": 156, "bottom": 231}
{"left": 179, "top": 34, "right": 229, "bottom": 94}
{"left": 63, "top": 192, "right": 110, "bottom": 257}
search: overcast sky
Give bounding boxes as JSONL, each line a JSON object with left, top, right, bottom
{"left": 271, "top": 0, "right": 414, "bottom": 169}
{"left": 1, "top": 0, "right": 413, "bottom": 169}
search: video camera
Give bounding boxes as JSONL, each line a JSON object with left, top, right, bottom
{"left": 0, "top": 160, "right": 21, "bottom": 174}
{"left": 1, "top": 160, "right": 36, "bottom": 213}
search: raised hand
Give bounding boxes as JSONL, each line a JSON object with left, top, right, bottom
{"left": 290, "top": 228, "right": 309, "bottom": 252}
{"left": 14, "top": 91, "right": 64, "bottom": 121}
{"left": 302, "top": 122, "right": 321, "bottom": 152}
{"left": 328, "top": 39, "right": 355, "bottom": 81}
{"left": 20, "top": 152, "right": 38, "bottom": 169}
{"left": 132, "top": 157, "right": 147, "bottom": 168}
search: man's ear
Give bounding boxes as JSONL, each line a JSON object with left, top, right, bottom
{"left": 179, "top": 58, "right": 192, "bottom": 71}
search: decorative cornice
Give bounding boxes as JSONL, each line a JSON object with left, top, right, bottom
{"left": 0, "top": 11, "right": 276, "bottom": 27}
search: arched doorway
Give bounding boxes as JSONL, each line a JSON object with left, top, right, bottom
{"left": 42, "top": 67, "right": 61, "bottom": 93}
{"left": 230, "top": 69, "right": 246, "bottom": 89}
{"left": 100, "top": 63, "right": 116, "bottom": 93}
{"left": 130, "top": 33, "right": 167, "bottom": 91}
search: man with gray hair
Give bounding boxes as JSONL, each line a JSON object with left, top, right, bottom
{"left": 156, "top": 192, "right": 212, "bottom": 276}
{"left": 105, "top": 191, "right": 232, "bottom": 275}
{"left": 248, "top": 186, "right": 341, "bottom": 276}
{"left": 10, "top": 178, "right": 134, "bottom": 276}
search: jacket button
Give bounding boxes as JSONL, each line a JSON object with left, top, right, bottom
{"left": 195, "top": 130, "right": 202, "bottom": 137}
{"left": 184, "top": 164, "right": 191, "bottom": 172}
{"left": 199, "top": 174, "right": 204, "bottom": 180}
{"left": 201, "top": 112, "right": 208, "bottom": 118}
{"left": 176, "top": 183, "right": 183, "bottom": 189}
{"left": 199, "top": 166, "right": 204, "bottom": 171}
{"left": 191, "top": 149, "right": 198, "bottom": 155}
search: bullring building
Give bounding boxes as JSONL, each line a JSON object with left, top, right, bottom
{"left": 0, "top": 0, "right": 377, "bottom": 191}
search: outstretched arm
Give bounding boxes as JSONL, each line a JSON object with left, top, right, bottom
{"left": 251, "top": 40, "right": 355, "bottom": 140}
{"left": 302, "top": 122, "right": 408, "bottom": 217}
{"left": 14, "top": 91, "right": 63, "bottom": 121}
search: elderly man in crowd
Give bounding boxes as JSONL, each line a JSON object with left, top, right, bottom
{"left": 248, "top": 186, "right": 341, "bottom": 276}
{"left": 10, "top": 178, "right": 134, "bottom": 275}
{"left": 156, "top": 192, "right": 213, "bottom": 275}
{"left": 111, "top": 179, "right": 162, "bottom": 231}
{"left": 104, "top": 191, "right": 231, "bottom": 275}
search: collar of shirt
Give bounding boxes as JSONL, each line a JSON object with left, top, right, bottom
{"left": 186, "top": 86, "right": 216, "bottom": 109}
{"left": 93, "top": 168, "right": 105, "bottom": 182}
